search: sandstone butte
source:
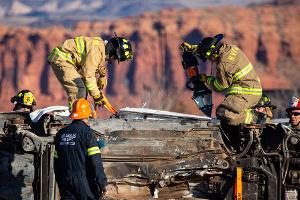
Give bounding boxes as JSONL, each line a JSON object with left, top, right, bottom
{"left": 0, "top": 4, "right": 299, "bottom": 117}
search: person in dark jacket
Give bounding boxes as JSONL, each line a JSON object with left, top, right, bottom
{"left": 54, "top": 98, "right": 107, "bottom": 200}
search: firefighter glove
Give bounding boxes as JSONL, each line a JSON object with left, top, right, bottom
{"left": 180, "top": 42, "right": 198, "bottom": 53}
{"left": 97, "top": 76, "right": 107, "bottom": 90}
{"left": 94, "top": 95, "right": 105, "bottom": 107}
{"left": 180, "top": 42, "right": 192, "bottom": 52}
{"left": 199, "top": 74, "right": 208, "bottom": 83}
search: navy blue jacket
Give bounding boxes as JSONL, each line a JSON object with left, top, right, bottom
{"left": 54, "top": 120, "right": 107, "bottom": 190}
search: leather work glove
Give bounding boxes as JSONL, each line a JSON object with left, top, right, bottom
{"left": 180, "top": 42, "right": 192, "bottom": 52}
{"left": 94, "top": 94, "right": 105, "bottom": 107}
{"left": 97, "top": 76, "right": 107, "bottom": 90}
{"left": 180, "top": 42, "right": 198, "bottom": 53}
{"left": 199, "top": 74, "right": 208, "bottom": 83}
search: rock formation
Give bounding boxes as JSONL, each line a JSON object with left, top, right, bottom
{"left": 0, "top": 4, "right": 299, "bottom": 117}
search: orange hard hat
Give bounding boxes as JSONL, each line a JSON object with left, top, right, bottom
{"left": 69, "top": 98, "right": 96, "bottom": 119}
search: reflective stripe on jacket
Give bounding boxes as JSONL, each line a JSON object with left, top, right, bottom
{"left": 54, "top": 120, "right": 107, "bottom": 188}
{"left": 206, "top": 44, "right": 262, "bottom": 96}
{"left": 48, "top": 36, "right": 106, "bottom": 98}
{"left": 48, "top": 47, "right": 75, "bottom": 65}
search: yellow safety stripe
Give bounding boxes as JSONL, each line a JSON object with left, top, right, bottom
{"left": 227, "top": 86, "right": 262, "bottom": 96}
{"left": 54, "top": 150, "right": 58, "bottom": 159}
{"left": 233, "top": 63, "right": 253, "bottom": 82}
{"left": 207, "top": 76, "right": 214, "bottom": 85}
{"left": 86, "top": 81, "right": 97, "bottom": 91}
{"left": 87, "top": 146, "right": 101, "bottom": 156}
{"left": 123, "top": 44, "right": 129, "bottom": 49}
{"left": 213, "top": 79, "right": 227, "bottom": 92}
{"left": 48, "top": 47, "right": 75, "bottom": 65}
{"left": 244, "top": 108, "right": 253, "bottom": 124}
{"left": 206, "top": 76, "right": 227, "bottom": 92}
{"left": 236, "top": 167, "right": 243, "bottom": 200}
{"left": 75, "top": 36, "right": 85, "bottom": 61}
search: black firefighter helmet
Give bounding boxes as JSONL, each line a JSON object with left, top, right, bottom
{"left": 197, "top": 34, "right": 224, "bottom": 61}
{"left": 108, "top": 34, "right": 133, "bottom": 62}
{"left": 11, "top": 90, "right": 36, "bottom": 108}
{"left": 253, "top": 94, "right": 277, "bottom": 110}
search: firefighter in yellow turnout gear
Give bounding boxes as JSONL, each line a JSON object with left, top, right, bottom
{"left": 48, "top": 35, "right": 133, "bottom": 110}
{"left": 183, "top": 34, "right": 262, "bottom": 125}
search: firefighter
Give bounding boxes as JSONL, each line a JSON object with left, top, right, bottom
{"left": 181, "top": 34, "right": 262, "bottom": 126}
{"left": 252, "top": 94, "right": 277, "bottom": 124}
{"left": 286, "top": 96, "right": 300, "bottom": 129}
{"left": 48, "top": 35, "right": 133, "bottom": 110}
{"left": 54, "top": 98, "right": 107, "bottom": 200}
{"left": 10, "top": 90, "right": 36, "bottom": 112}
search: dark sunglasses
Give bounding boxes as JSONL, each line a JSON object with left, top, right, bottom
{"left": 287, "top": 112, "right": 300, "bottom": 117}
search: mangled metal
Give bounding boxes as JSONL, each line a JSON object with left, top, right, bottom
{"left": 1, "top": 107, "right": 300, "bottom": 199}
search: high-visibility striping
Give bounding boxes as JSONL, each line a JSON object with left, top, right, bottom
{"left": 123, "top": 44, "right": 129, "bottom": 49}
{"left": 235, "top": 167, "right": 243, "bottom": 200}
{"left": 207, "top": 76, "right": 214, "bottom": 85}
{"left": 233, "top": 63, "right": 253, "bottom": 82}
{"left": 244, "top": 108, "right": 253, "bottom": 124}
{"left": 75, "top": 36, "right": 85, "bottom": 62}
{"left": 213, "top": 79, "right": 227, "bottom": 92}
{"left": 227, "top": 86, "right": 262, "bottom": 96}
{"left": 86, "top": 82, "right": 97, "bottom": 91}
{"left": 48, "top": 47, "right": 75, "bottom": 65}
{"left": 87, "top": 146, "right": 101, "bottom": 156}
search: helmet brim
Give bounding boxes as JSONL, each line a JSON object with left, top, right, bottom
{"left": 286, "top": 107, "right": 300, "bottom": 113}
{"left": 253, "top": 104, "right": 277, "bottom": 109}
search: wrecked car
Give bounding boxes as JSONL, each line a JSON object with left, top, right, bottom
{"left": 0, "top": 107, "right": 299, "bottom": 199}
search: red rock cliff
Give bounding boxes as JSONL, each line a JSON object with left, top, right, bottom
{"left": 0, "top": 4, "right": 299, "bottom": 116}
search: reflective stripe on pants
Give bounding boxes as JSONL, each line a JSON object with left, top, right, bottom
{"left": 48, "top": 47, "right": 75, "bottom": 65}
{"left": 226, "top": 86, "right": 262, "bottom": 96}
{"left": 216, "top": 94, "right": 260, "bottom": 126}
